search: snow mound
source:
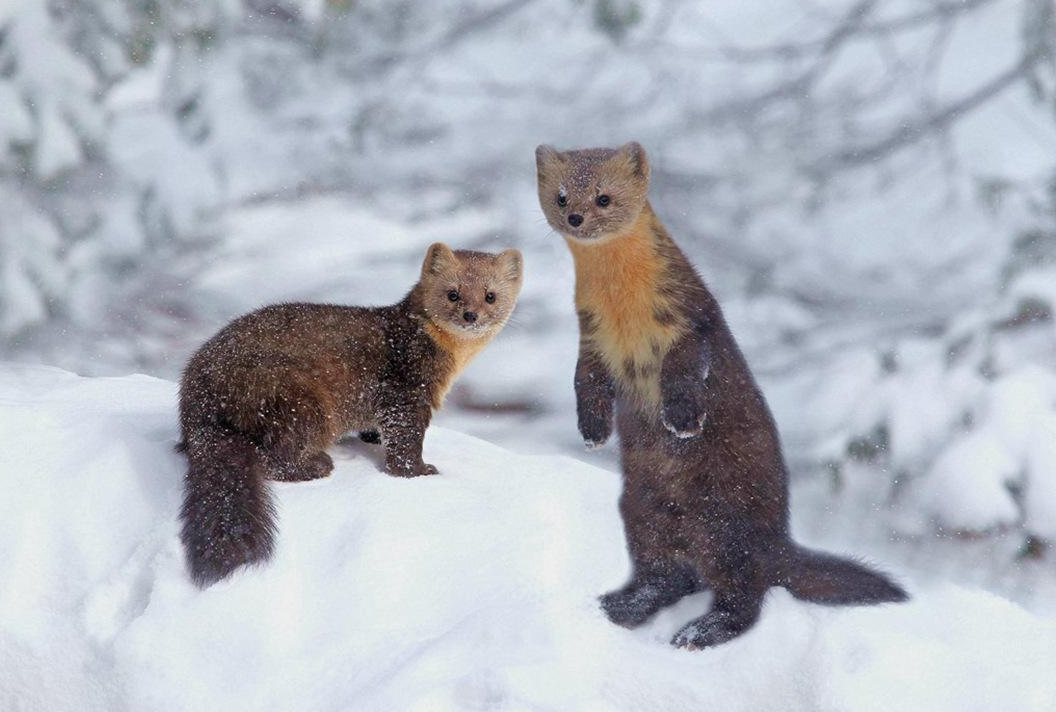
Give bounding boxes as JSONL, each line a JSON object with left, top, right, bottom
{"left": 1, "top": 365, "right": 1055, "bottom": 711}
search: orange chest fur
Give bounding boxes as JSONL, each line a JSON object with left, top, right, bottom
{"left": 568, "top": 228, "right": 686, "bottom": 406}
{"left": 423, "top": 323, "right": 491, "bottom": 409}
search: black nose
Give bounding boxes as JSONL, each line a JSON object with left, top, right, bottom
{"left": 463, "top": 311, "right": 478, "bottom": 323}
{"left": 567, "top": 214, "right": 583, "bottom": 227}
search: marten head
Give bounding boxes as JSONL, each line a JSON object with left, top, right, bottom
{"left": 419, "top": 243, "right": 523, "bottom": 339}
{"left": 535, "top": 141, "right": 651, "bottom": 243}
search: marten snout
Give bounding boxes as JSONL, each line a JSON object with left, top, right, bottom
{"left": 462, "top": 311, "right": 478, "bottom": 323}
{"left": 568, "top": 213, "right": 584, "bottom": 227}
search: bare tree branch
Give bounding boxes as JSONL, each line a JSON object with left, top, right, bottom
{"left": 696, "top": 0, "right": 996, "bottom": 64}
{"left": 813, "top": 50, "right": 1043, "bottom": 174}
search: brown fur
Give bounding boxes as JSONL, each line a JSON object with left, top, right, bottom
{"left": 178, "top": 243, "right": 522, "bottom": 587}
{"left": 537, "top": 142, "right": 906, "bottom": 649}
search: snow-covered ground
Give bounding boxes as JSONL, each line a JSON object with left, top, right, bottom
{"left": 4, "top": 0, "right": 1056, "bottom": 707}
{"left": 3, "top": 364, "right": 1056, "bottom": 711}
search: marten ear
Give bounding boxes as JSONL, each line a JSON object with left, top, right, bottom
{"left": 535, "top": 144, "right": 564, "bottom": 177}
{"left": 422, "top": 242, "right": 457, "bottom": 279}
{"left": 497, "top": 248, "right": 523, "bottom": 285}
{"left": 615, "top": 141, "right": 650, "bottom": 183}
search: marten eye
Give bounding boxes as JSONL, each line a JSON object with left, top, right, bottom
{"left": 447, "top": 290, "right": 460, "bottom": 302}
{"left": 485, "top": 292, "right": 496, "bottom": 304}
{"left": 557, "top": 194, "right": 567, "bottom": 207}
{"left": 596, "top": 194, "right": 611, "bottom": 207}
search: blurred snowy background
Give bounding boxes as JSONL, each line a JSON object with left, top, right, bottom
{"left": 3, "top": 0, "right": 1056, "bottom": 610}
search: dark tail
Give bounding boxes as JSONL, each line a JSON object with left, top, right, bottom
{"left": 179, "top": 427, "right": 277, "bottom": 588}
{"left": 779, "top": 546, "right": 908, "bottom": 605}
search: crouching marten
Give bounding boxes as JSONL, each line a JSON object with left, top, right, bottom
{"left": 536, "top": 142, "right": 905, "bottom": 649}
{"left": 178, "top": 243, "right": 523, "bottom": 587}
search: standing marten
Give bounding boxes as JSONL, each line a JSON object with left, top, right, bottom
{"left": 536, "top": 142, "right": 906, "bottom": 649}
{"left": 178, "top": 243, "right": 523, "bottom": 587}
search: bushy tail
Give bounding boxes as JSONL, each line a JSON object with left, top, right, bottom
{"left": 178, "top": 427, "right": 276, "bottom": 588}
{"left": 780, "top": 546, "right": 907, "bottom": 606}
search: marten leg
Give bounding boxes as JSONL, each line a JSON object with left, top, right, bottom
{"left": 574, "top": 338, "right": 616, "bottom": 448}
{"left": 659, "top": 330, "right": 711, "bottom": 439}
{"left": 601, "top": 480, "right": 701, "bottom": 627}
{"left": 672, "top": 536, "right": 769, "bottom": 649}
{"left": 253, "top": 383, "right": 336, "bottom": 482}
{"left": 601, "top": 563, "right": 699, "bottom": 628}
{"left": 672, "top": 587, "right": 765, "bottom": 650}
{"left": 377, "top": 396, "right": 437, "bottom": 477}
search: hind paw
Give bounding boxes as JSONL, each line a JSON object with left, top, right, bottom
{"left": 600, "top": 584, "right": 668, "bottom": 629}
{"left": 271, "top": 452, "right": 334, "bottom": 482}
{"left": 672, "top": 613, "right": 728, "bottom": 650}
{"left": 672, "top": 608, "right": 755, "bottom": 650}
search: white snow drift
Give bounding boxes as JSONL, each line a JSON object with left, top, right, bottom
{"left": 1, "top": 364, "right": 1055, "bottom": 711}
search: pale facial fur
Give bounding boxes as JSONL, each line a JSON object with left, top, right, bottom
{"left": 535, "top": 142, "right": 651, "bottom": 243}
{"left": 419, "top": 243, "right": 523, "bottom": 338}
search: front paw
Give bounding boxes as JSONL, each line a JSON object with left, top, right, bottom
{"left": 583, "top": 436, "right": 608, "bottom": 451}
{"left": 579, "top": 420, "right": 612, "bottom": 451}
{"left": 385, "top": 459, "right": 440, "bottom": 478}
{"left": 661, "top": 399, "right": 706, "bottom": 439}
